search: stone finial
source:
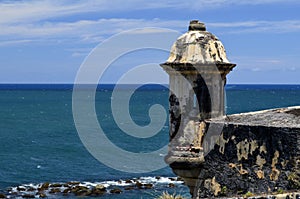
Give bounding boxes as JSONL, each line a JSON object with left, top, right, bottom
{"left": 188, "top": 20, "right": 206, "bottom": 31}
{"left": 164, "top": 20, "right": 234, "bottom": 65}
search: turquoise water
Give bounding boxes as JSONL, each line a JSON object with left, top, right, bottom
{"left": 0, "top": 84, "right": 299, "bottom": 198}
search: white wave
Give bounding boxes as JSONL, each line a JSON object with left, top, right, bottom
{"left": 8, "top": 176, "right": 184, "bottom": 197}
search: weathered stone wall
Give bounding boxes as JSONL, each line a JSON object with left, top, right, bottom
{"left": 162, "top": 20, "right": 300, "bottom": 198}
{"left": 193, "top": 122, "right": 300, "bottom": 198}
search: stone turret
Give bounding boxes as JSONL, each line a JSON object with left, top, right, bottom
{"left": 160, "top": 20, "right": 236, "bottom": 197}
{"left": 160, "top": 20, "right": 300, "bottom": 198}
{"left": 161, "top": 20, "right": 235, "bottom": 121}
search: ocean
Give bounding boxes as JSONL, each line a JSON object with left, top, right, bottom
{"left": 0, "top": 84, "right": 299, "bottom": 198}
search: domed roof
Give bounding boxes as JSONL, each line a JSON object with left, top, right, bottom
{"left": 164, "top": 20, "right": 233, "bottom": 65}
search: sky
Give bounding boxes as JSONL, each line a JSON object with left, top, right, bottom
{"left": 0, "top": 0, "right": 299, "bottom": 84}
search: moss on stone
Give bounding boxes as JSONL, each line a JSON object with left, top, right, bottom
{"left": 288, "top": 172, "right": 300, "bottom": 189}
{"left": 220, "top": 186, "right": 228, "bottom": 196}
{"left": 244, "top": 191, "right": 254, "bottom": 198}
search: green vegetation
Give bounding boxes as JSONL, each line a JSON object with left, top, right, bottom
{"left": 220, "top": 186, "right": 228, "bottom": 196}
{"left": 244, "top": 191, "right": 254, "bottom": 198}
{"left": 277, "top": 188, "right": 284, "bottom": 194}
{"left": 288, "top": 172, "right": 300, "bottom": 189}
{"left": 156, "top": 192, "right": 187, "bottom": 199}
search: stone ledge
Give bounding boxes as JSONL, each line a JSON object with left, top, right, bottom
{"left": 208, "top": 106, "right": 300, "bottom": 128}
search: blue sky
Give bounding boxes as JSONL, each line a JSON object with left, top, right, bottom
{"left": 0, "top": 0, "right": 299, "bottom": 84}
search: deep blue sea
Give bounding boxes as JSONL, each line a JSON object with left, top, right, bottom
{"left": 0, "top": 84, "right": 299, "bottom": 199}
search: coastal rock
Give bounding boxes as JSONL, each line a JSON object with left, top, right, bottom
{"left": 40, "top": 182, "right": 49, "bottom": 190}
{"left": 38, "top": 193, "right": 46, "bottom": 198}
{"left": 89, "top": 184, "right": 106, "bottom": 196}
{"left": 26, "top": 187, "right": 36, "bottom": 192}
{"left": 3, "top": 176, "right": 184, "bottom": 198}
{"left": 110, "top": 188, "right": 122, "bottom": 194}
{"left": 91, "top": 187, "right": 106, "bottom": 196}
{"left": 17, "top": 187, "right": 26, "bottom": 192}
{"left": 125, "top": 179, "right": 133, "bottom": 183}
{"left": 135, "top": 181, "right": 143, "bottom": 189}
{"left": 49, "top": 188, "right": 61, "bottom": 194}
{"left": 21, "top": 194, "right": 35, "bottom": 198}
{"left": 50, "top": 183, "right": 62, "bottom": 188}
{"left": 66, "top": 181, "right": 80, "bottom": 186}
{"left": 124, "top": 186, "right": 135, "bottom": 190}
{"left": 62, "top": 188, "right": 70, "bottom": 194}
{"left": 143, "top": 183, "right": 153, "bottom": 189}
{"left": 95, "top": 184, "right": 106, "bottom": 190}
{"left": 72, "top": 186, "right": 89, "bottom": 196}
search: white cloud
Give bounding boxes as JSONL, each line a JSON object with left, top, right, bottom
{"left": 66, "top": 47, "right": 93, "bottom": 57}
{"left": 0, "top": 0, "right": 179, "bottom": 24}
{"left": 1, "top": 18, "right": 300, "bottom": 45}
{"left": 0, "top": 1, "right": 299, "bottom": 46}
{"left": 0, "top": 18, "right": 186, "bottom": 44}
{"left": 0, "top": 0, "right": 298, "bottom": 25}
{"left": 0, "top": 39, "right": 33, "bottom": 46}
{"left": 209, "top": 20, "right": 300, "bottom": 34}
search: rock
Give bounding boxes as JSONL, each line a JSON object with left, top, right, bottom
{"left": 95, "top": 184, "right": 106, "bottom": 190}
{"left": 10, "top": 192, "right": 18, "bottom": 196}
{"left": 176, "top": 177, "right": 183, "bottom": 181}
{"left": 91, "top": 184, "right": 106, "bottom": 196}
{"left": 125, "top": 179, "right": 133, "bottom": 183}
{"left": 75, "top": 189, "right": 92, "bottom": 197}
{"left": 0, "top": 193, "right": 6, "bottom": 198}
{"left": 50, "top": 183, "right": 62, "bottom": 188}
{"left": 91, "top": 188, "right": 106, "bottom": 196}
{"left": 74, "top": 190, "right": 87, "bottom": 196}
{"left": 49, "top": 188, "right": 61, "bottom": 194}
{"left": 124, "top": 186, "right": 135, "bottom": 190}
{"left": 135, "top": 181, "right": 143, "bottom": 189}
{"left": 72, "top": 185, "right": 87, "bottom": 190}
{"left": 73, "top": 186, "right": 89, "bottom": 196}
{"left": 62, "top": 193, "right": 69, "bottom": 196}
{"left": 17, "top": 187, "right": 26, "bottom": 192}
{"left": 22, "top": 194, "right": 35, "bottom": 198}
{"left": 27, "top": 187, "right": 36, "bottom": 192}
{"left": 143, "top": 183, "right": 153, "bottom": 189}
{"left": 62, "top": 188, "right": 70, "bottom": 193}
{"left": 66, "top": 181, "right": 80, "bottom": 186}
{"left": 38, "top": 193, "right": 47, "bottom": 198}
{"left": 40, "top": 182, "right": 50, "bottom": 189}
{"left": 155, "top": 176, "right": 161, "bottom": 180}
{"left": 169, "top": 183, "right": 175, "bottom": 188}
{"left": 110, "top": 188, "right": 122, "bottom": 194}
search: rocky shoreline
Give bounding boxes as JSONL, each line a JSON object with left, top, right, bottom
{"left": 0, "top": 177, "right": 299, "bottom": 198}
{"left": 0, "top": 177, "right": 183, "bottom": 198}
